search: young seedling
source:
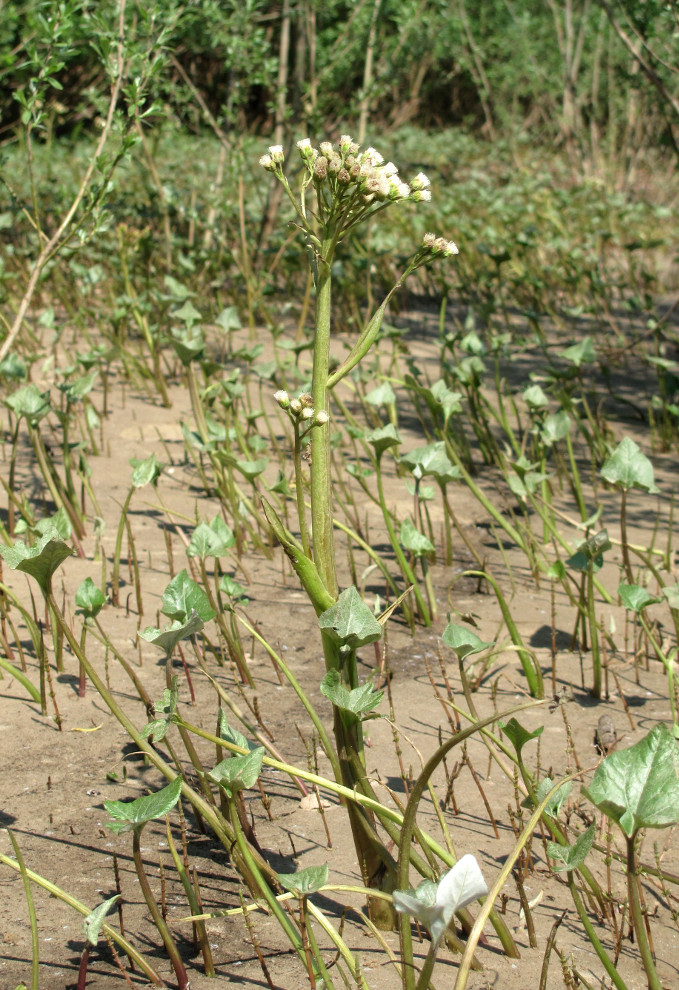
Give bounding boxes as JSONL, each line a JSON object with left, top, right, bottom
{"left": 105, "top": 777, "right": 189, "bottom": 989}
{"left": 582, "top": 724, "right": 679, "bottom": 990}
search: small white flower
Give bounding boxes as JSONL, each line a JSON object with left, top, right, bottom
{"left": 259, "top": 153, "right": 275, "bottom": 170}
{"left": 422, "top": 232, "right": 437, "bottom": 249}
{"left": 393, "top": 855, "right": 488, "bottom": 948}
{"left": 361, "top": 146, "right": 384, "bottom": 166}
{"left": 301, "top": 406, "right": 315, "bottom": 420}
{"left": 268, "top": 144, "right": 284, "bottom": 163}
{"left": 339, "top": 134, "right": 354, "bottom": 151}
{"left": 412, "top": 189, "right": 432, "bottom": 203}
{"left": 297, "top": 138, "right": 311, "bottom": 150}
{"left": 315, "top": 410, "right": 329, "bottom": 425}
{"left": 273, "top": 389, "right": 290, "bottom": 408}
{"left": 388, "top": 178, "right": 410, "bottom": 200}
{"left": 382, "top": 161, "right": 398, "bottom": 177}
{"left": 320, "top": 141, "right": 333, "bottom": 157}
{"left": 443, "top": 239, "right": 459, "bottom": 256}
{"left": 289, "top": 398, "right": 302, "bottom": 415}
{"left": 411, "top": 172, "right": 431, "bottom": 191}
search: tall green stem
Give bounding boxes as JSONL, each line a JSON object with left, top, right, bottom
{"left": 310, "top": 231, "right": 338, "bottom": 598}
{"left": 626, "top": 835, "right": 661, "bottom": 990}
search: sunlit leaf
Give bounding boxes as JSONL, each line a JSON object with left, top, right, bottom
{"left": 600, "top": 437, "right": 659, "bottom": 494}
{"left": 105, "top": 777, "right": 182, "bottom": 834}
{"left": 582, "top": 723, "right": 679, "bottom": 837}
{"left": 277, "top": 864, "right": 329, "bottom": 895}
{"left": 318, "top": 586, "right": 382, "bottom": 650}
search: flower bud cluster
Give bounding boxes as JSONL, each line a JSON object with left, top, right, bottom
{"left": 422, "top": 232, "right": 459, "bottom": 258}
{"left": 278, "top": 135, "right": 432, "bottom": 207}
{"left": 273, "top": 390, "right": 328, "bottom": 426}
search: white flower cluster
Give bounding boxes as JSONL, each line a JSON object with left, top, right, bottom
{"left": 274, "top": 390, "right": 328, "bottom": 426}
{"left": 422, "top": 232, "right": 459, "bottom": 257}
{"left": 260, "top": 134, "right": 434, "bottom": 206}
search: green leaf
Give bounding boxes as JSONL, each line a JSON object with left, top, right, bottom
{"left": 523, "top": 384, "right": 549, "bottom": 409}
{"left": 130, "top": 454, "right": 163, "bottom": 489}
{"left": 618, "top": 583, "right": 662, "bottom": 613}
{"left": 5, "top": 384, "right": 51, "bottom": 426}
{"left": 169, "top": 324, "right": 205, "bottom": 365}
{"left": 662, "top": 584, "right": 679, "bottom": 611}
{"left": 365, "top": 381, "right": 396, "bottom": 406}
{"left": 219, "top": 575, "right": 249, "bottom": 605}
{"left": 138, "top": 611, "right": 204, "bottom": 656}
{"left": 540, "top": 410, "right": 572, "bottom": 446}
{"left": 75, "top": 577, "right": 107, "bottom": 619}
{"left": 104, "top": 777, "right": 182, "bottom": 834}
{"left": 320, "top": 670, "right": 384, "bottom": 725}
{"left": 0, "top": 532, "right": 73, "bottom": 596}
{"left": 277, "top": 864, "right": 329, "bottom": 896}
{"left": 399, "top": 518, "right": 434, "bottom": 557}
{"left": 561, "top": 336, "right": 595, "bottom": 367}
{"left": 173, "top": 300, "right": 202, "bottom": 328}
{"left": 34, "top": 507, "right": 72, "bottom": 541}
{"left": 141, "top": 677, "right": 179, "bottom": 743}
{"left": 499, "top": 717, "right": 544, "bottom": 759}
{"left": 400, "top": 442, "right": 459, "bottom": 485}
{"left": 161, "top": 569, "right": 216, "bottom": 623}
{"left": 365, "top": 423, "right": 402, "bottom": 457}
{"left": 582, "top": 723, "right": 679, "bottom": 837}
{"left": 217, "top": 709, "right": 257, "bottom": 752}
{"left": 534, "top": 776, "right": 572, "bottom": 817}
{"left": 600, "top": 437, "right": 659, "bottom": 493}
{"left": 83, "top": 894, "right": 120, "bottom": 946}
{"left": 216, "top": 305, "right": 241, "bottom": 333}
{"left": 318, "top": 586, "right": 382, "bottom": 650}
{"left": 442, "top": 621, "right": 494, "bottom": 660}
{"left": 566, "top": 530, "right": 611, "bottom": 573}
{"left": 207, "top": 748, "right": 265, "bottom": 798}
{"left": 187, "top": 517, "right": 236, "bottom": 558}
{"left": 548, "top": 824, "right": 596, "bottom": 873}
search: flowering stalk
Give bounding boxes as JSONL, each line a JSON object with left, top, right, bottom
{"left": 262, "top": 136, "right": 459, "bottom": 926}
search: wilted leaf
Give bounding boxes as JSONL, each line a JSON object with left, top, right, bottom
{"left": 138, "top": 611, "right": 204, "bottom": 656}
{"left": 83, "top": 894, "right": 120, "bottom": 946}
{"left": 0, "top": 532, "right": 73, "bottom": 596}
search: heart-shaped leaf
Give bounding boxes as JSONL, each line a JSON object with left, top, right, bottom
{"left": 105, "top": 777, "right": 182, "bottom": 834}
{"left": 0, "top": 532, "right": 73, "bottom": 596}
{"left": 75, "top": 577, "right": 107, "bottom": 620}
{"left": 138, "top": 611, "right": 204, "bottom": 656}
{"left": 277, "top": 864, "right": 329, "bottom": 896}
{"left": 5, "top": 384, "right": 51, "bottom": 425}
{"left": 187, "top": 517, "right": 236, "bottom": 558}
{"left": 442, "top": 621, "right": 494, "bottom": 661}
{"left": 400, "top": 518, "right": 435, "bottom": 557}
{"left": 161, "top": 569, "right": 216, "bottom": 623}
{"left": 600, "top": 437, "right": 659, "bottom": 494}
{"left": 365, "top": 381, "right": 396, "bottom": 406}
{"left": 318, "top": 586, "right": 382, "bottom": 650}
{"left": 130, "top": 454, "right": 164, "bottom": 489}
{"left": 365, "top": 423, "right": 402, "bottom": 458}
{"left": 566, "top": 530, "right": 611, "bottom": 573}
{"left": 618, "top": 583, "right": 662, "bottom": 613}
{"left": 582, "top": 723, "right": 679, "bottom": 837}
{"left": 207, "top": 748, "right": 265, "bottom": 797}
{"left": 400, "top": 442, "right": 459, "bottom": 485}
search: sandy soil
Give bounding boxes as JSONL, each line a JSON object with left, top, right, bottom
{"left": 1, "top": 314, "right": 678, "bottom": 989}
